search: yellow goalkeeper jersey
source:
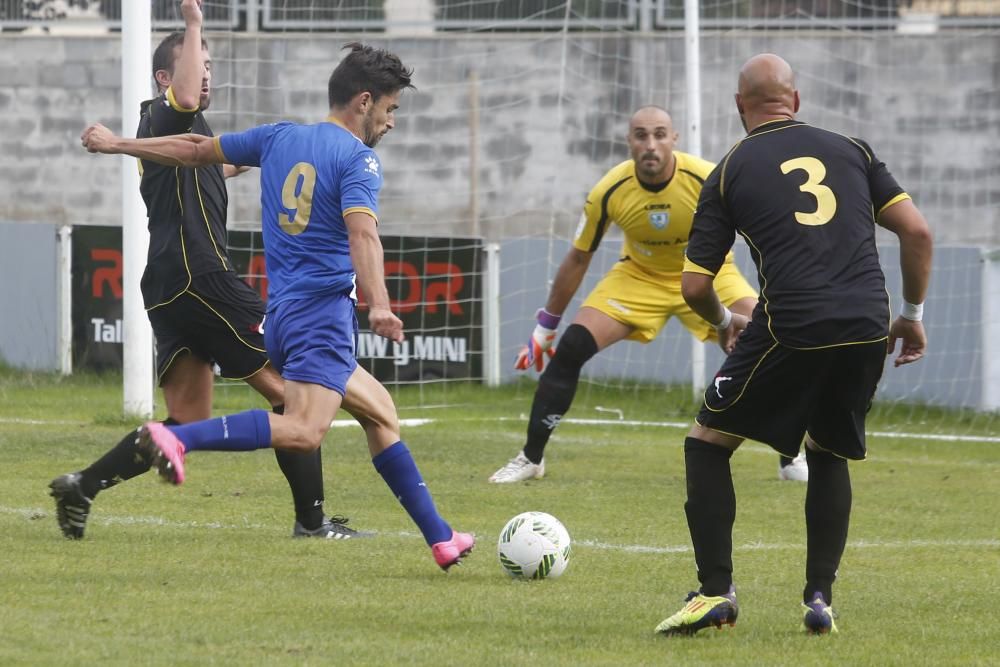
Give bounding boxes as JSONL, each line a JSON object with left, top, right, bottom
{"left": 573, "top": 151, "right": 724, "bottom": 279}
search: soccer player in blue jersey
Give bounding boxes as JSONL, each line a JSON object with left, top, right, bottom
{"left": 52, "top": 0, "right": 348, "bottom": 541}
{"left": 80, "top": 43, "right": 475, "bottom": 570}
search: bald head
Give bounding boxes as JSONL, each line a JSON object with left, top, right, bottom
{"left": 627, "top": 105, "right": 679, "bottom": 184}
{"left": 735, "top": 53, "right": 799, "bottom": 131}
{"left": 629, "top": 105, "right": 673, "bottom": 131}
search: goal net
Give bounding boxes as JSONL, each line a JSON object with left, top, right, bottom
{"left": 179, "top": 0, "right": 998, "bottom": 436}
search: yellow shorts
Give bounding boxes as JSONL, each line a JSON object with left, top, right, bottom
{"left": 580, "top": 259, "right": 757, "bottom": 343}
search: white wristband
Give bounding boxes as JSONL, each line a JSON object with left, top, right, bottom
{"left": 712, "top": 307, "right": 733, "bottom": 332}
{"left": 901, "top": 300, "right": 924, "bottom": 322}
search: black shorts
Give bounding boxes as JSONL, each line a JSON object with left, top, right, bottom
{"left": 146, "top": 272, "right": 269, "bottom": 385}
{"left": 696, "top": 322, "right": 887, "bottom": 460}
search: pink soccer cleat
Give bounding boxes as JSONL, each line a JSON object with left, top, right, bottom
{"left": 431, "top": 531, "right": 475, "bottom": 571}
{"left": 138, "top": 422, "right": 187, "bottom": 485}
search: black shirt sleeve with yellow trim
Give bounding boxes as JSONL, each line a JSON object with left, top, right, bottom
{"left": 851, "top": 137, "right": 908, "bottom": 213}
{"left": 145, "top": 88, "right": 199, "bottom": 138}
{"left": 685, "top": 161, "right": 735, "bottom": 276}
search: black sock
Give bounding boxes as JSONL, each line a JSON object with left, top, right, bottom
{"left": 78, "top": 417, "right": 180, "bottom": 498}
{"left": 803, "top": 446, "right": 852, "bottom": 605}
{"left": 271, "top": 404, "right": 326, "bottom": 530}
{"left": 779, "top": 455, "right": 795, "bottom": 467}
{"left": 523, "top": 324, "right": 598, "bottom": 464}
{"left": 684, "top": 437, "right": 736, "bottom": 596}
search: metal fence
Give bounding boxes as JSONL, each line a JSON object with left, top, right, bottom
{"left": 1, "top": 0, "right": 997, "bottom": 31}
{"left": 0, "top": 0, "right": 238, "bottom": 28}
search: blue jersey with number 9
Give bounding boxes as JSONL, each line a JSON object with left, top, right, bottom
{"left": 216, "top": 118, "right": 382, "bottom": 307}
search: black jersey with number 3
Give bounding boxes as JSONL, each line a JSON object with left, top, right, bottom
{"left": 685, "top": 120, "right": 909, "bottom": 348}
{"left": 136, "top": 91, "right": 232, "bottom": 309}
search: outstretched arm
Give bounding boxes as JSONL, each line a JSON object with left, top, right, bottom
{"left": 81, "top": 122, "right": 222, "bottom": 168}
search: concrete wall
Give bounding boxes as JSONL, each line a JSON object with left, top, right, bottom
{"left": 0, "top": 32, "right": 997, "bottom": 244}
{"left": 0, "top": 222, "right": 59, "bottom": 370}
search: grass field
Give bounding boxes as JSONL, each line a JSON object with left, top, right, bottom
{"left": 1, "top": 368, "right": 998, "bottom": 666}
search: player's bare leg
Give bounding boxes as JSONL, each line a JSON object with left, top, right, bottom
{"left": 491, "top": 307, "right": 633, "bottom": 483}
{"left": 338, "top": 366, "right": 474, "bottom": 568}
{"left": 246, "top": 366, "right": 341, "bottom": 535}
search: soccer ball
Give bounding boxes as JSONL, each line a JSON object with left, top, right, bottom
{"left": 497, "top": 511, "right": 571, "bottom": 580}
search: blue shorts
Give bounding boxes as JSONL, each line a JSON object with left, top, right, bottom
{"left": 264, "top": 292, "right": 358, "bottom": 395}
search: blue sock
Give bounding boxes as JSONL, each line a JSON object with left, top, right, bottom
{"left": 166, "top": 410, "right": 271, "bottom": 452}
{"left": 372, "top": 441, "right": 452, "bottom": 546}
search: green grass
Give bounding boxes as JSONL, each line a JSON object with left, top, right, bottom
{"left": 1, "top": 368, "right": 998, "bottom": 665}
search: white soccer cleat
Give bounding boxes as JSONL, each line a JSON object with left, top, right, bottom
{"left": 779, "top": 452, "right": 809, "bottom": 482}
{"left": 489, "top": 451, "right": 545, "bottom": 484}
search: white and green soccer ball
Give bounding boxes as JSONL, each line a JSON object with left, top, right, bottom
{"left": 497, "top": 511, "right": 571, "bottom": 580}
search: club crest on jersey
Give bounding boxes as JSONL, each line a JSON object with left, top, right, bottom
{"left": 364, "top": 155, "right": 380, "bottom": 176}
{"left": 648, "top": 211, "right": 669, "bottom": 230}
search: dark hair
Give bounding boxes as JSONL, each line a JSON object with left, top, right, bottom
{"left": 327, "top": 42, "right": 414, "bottom": 108}
{"left": 152, "top": 31, "right": 209, "bottom": 81}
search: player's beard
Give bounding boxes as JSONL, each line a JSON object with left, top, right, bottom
{"left": 361, "top": 110, "right": 383, "bottom": 148}
{"left": 636, "top": 154, "right": 665, "bottom": 182}
{"left": 199, "top": 92, "right": 211, "bottom": 111}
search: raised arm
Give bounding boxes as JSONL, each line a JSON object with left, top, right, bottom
{"left": 81, "top": 122, "right": 222, "bottom": 168}
{"left": 345, "top": 211, "right": 404, "bottom": 343}
{"left": 170, "top": 0, "right": 206, "bottom": 111}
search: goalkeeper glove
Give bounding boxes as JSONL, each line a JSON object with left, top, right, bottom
{"left": 514, "top": 309, "right": 561, "bottom": 372}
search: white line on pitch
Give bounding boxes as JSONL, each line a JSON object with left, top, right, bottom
{"left": 5, "top": 506, "right": 997, "bottom": 555}
{"left": 0, "top": 417, "right": 82, "bottom": 425}
{"left": 575, "top": 538, "right": 1000, "bottom": 555}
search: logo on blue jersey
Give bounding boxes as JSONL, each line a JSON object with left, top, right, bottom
{"left": 648, "top": 211, "right": 669, "bottom": 230}
{"left": 364, "top": 155, "right": 380, "bottom": 176}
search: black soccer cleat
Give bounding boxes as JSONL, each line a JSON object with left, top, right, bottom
{"left": 292, "top": 515, "right": 373, "bottom": 539}
{"left": 49, "top": 472, "right": 93, "bottom": 540}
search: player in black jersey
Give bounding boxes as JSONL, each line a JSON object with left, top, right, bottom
{"left": 655, "top": 54, "right": 932, "bottom": 636}
{"left": 49, "top": 0, "right": 355, "bottom": 541}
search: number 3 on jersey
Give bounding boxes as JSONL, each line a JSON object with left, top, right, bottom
{"left": 780, "top": 156, "right": 837, "bottom": 226}
{"left": 279, "top": 161, "right": 317, "bottom": 235}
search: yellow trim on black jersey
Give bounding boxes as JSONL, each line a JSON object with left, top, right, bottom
{"left": 165, "top": 86, "right": 200, "bottom": 113}
{"left": 175, "top": 167, "right": 184, "bottom": 215}
{"left": 344, "top": 206, "right": 379, "bottom": 224}
{"left": 877, "top": 192, "right": 912, "bottom": 217}
{"left": 193, "top": 169, "right": 229, "bottom": 271}
{"left": 682, "top": 257, "right": 716, "bottom": 276}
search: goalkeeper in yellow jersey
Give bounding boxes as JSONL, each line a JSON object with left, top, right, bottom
{"left": 490, "top": 105, "right": 807, "bottom": 483}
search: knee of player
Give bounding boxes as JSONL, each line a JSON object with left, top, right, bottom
{"left": 282, "top": 421, "right": 328, "bottom": 451}
{"left": 356, "top": 407, "right": 399, "bottom": 437}
{"left": 549, "top": 324, "right": 599, "bottom": 370}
